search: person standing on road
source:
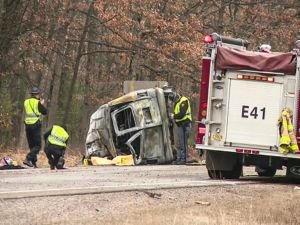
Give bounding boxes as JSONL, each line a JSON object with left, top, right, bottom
{"left": 170, "top": 91, "right": 192, "bottom": 164}
{"left": 23, "top": 87, "right": 47, "bottom": 168}
{"left": 44, "top": 124, "right": 69, "bottom": 170}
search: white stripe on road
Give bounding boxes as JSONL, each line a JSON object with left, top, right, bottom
{"left": 0, "top": 180, "right": 257, "bottom": 199}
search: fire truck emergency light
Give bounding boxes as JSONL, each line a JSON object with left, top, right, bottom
{"left": 203, "top": 35, "right": 214, "bottom": 44}
{"left": 237, "top": 74, "right": 274, "bottom": 82}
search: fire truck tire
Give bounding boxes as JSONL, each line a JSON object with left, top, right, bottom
{"left": 256, "top": 168, "right": 276, "bottom": 177}
{"left": 207, "top": 170, "right": 222, "bottom": 179}
{"left": 207, "top": 164, "right": 242, "bottom": 179}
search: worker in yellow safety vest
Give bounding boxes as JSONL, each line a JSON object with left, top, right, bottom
{"left": 23, "top": 87, "right": 47, "bottom": 168}
{"left": 44, "top": 125, "right": 69, "bottom": 170}
{"left": 170, "top": 92, "right": 192, "bottom": 164}
{"left": 278, "top": 108, "right": 299, "bottom": 154}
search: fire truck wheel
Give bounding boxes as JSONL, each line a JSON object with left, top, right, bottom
{"left": 207, "top": 170, "right": 222, "bottom": 179}
{"left": 222, "top": 164, "right": 242, "bottom": 179}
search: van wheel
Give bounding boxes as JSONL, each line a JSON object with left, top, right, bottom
{"left": 256, "top": 167, "right": 276, "bottom": 177}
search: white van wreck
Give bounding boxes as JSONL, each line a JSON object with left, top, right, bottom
{"left": 85, "top": 87, "right": 174, "bottom": 165}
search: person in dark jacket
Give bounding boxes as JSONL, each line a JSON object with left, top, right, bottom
{"left": 23, "top": 87, "right": 47, "bottom": 168}
{"left": 170, "top": 92, "right": 192, "bottom": 164}
{"left": 44, "top": 124, "right": 69, "bottom": 170}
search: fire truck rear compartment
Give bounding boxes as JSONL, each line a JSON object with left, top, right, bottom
{"left": 225, "top": 79, "right": 282, "bottom": 147}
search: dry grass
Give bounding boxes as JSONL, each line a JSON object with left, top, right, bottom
{"left": 1, "top": 187, "right": 299, "bottom": 225}
{"left": 95, "top": 186, "right": 300, "bottom": 225}
{"left": 188, "top": 147, "right": 203, "bottom": 161}
{"left": 0, "top": 147, "right": 83, "bottom": 168}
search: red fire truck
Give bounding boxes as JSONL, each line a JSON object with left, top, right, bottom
{"left": 195, "top": 33, "right": 300, "bottom": 179}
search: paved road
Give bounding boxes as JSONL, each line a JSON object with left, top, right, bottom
{"left": 0, "top": 164, "right": 287, "bottom": 199}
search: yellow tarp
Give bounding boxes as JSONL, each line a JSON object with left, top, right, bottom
{"left": 85, "top": 155, "right": 135, "bottom": 166}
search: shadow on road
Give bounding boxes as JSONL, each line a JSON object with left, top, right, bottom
{"left": 240, "top": 175, "right": 300, "bottom": 185}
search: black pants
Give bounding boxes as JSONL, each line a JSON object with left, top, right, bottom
{"left": 25, "top": 122, "right": 42, "bottom": 164}
{"left": 44, "top": 143, "right": 65, "bottom": 169}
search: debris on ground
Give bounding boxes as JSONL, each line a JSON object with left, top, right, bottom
{"left": 195, "top": 201, "right": 211, "bottom": 206}
{"left": 142, "top": 191, "right": 162, "bottom": 199}
{"left": 0, "top": 157, "right": 24, "bottom": 170}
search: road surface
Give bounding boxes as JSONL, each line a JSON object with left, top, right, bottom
{"left": 0, "top": 164, "right": 287, "bottom": 199}
{"left": 1, "top": 165, "right": 299, "bottom": 225}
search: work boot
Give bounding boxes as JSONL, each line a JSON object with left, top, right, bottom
{"left": 23, "top": 159, "right": 34, "bottom": 167}
{"left": 56, "top": 157, "right": 65, "bottom": 169}
{"left": 176, "top": 160, "right": 186, "bottom": 165}
{"left": 171, "top": 160, "right": 178, "bottom": 165}
{"left": 32, "top": 162, "right": 38, "bottom": 168}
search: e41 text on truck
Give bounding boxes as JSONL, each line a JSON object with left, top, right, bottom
{"left": 195, "top": 33, "right": 300, "bottom": 179}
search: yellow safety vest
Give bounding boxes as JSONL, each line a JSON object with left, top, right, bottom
{"left": 48, "top": 125, "right": 69, "bottom": 147}
{"left": 24, "top": 98, "right": 41, "bottom": 125}
{"left": 174, "top": 96, "right": 192, "bottom": 123}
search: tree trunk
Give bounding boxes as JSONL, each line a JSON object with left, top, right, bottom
{"left": 63, "top": 0, "right": 95, "bottom": 125}
{"left": 78, "top": 3, "right": 97, "bottom": 149}
{"left": 47, "top": 52, "right": 65, "bottom": 127}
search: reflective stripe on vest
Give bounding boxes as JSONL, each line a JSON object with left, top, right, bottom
{"left": 48, "top": 125, "right": 69, "bottom": 147}
{"left": 174, "top": 96, "right": 192, "bottom": 123}
{"left": 24, "top": 98, "right": 41, "bottom": 125}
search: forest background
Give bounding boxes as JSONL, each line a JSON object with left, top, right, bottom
{"left": 0, "top": 0, "right": 299, "bottom": 154}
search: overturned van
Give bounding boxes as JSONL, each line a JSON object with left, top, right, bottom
{"left": 85, "top": 87, "right": 174, "bottom": 165}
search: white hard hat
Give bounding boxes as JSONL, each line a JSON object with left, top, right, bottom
{"left": 259, "top": 44, "right": 272, "bottom": 53}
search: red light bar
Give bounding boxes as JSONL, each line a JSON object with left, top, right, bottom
{"left": 236, "top": 148, "right": 260, "bottom": 155}
{"left": 203, "top": 35, "right": 214, "bottom": 44}
{"left": 244, "top": 149, "right": 251, "bottom": 154}
{"left": 252, "top": 150, "right": 260, "bottom": 154}
{"left": 236, "top": 74, "right": 274, "bottom": 82}
{"left": 236, "top": 148, "right": 243, "bottom": 153}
